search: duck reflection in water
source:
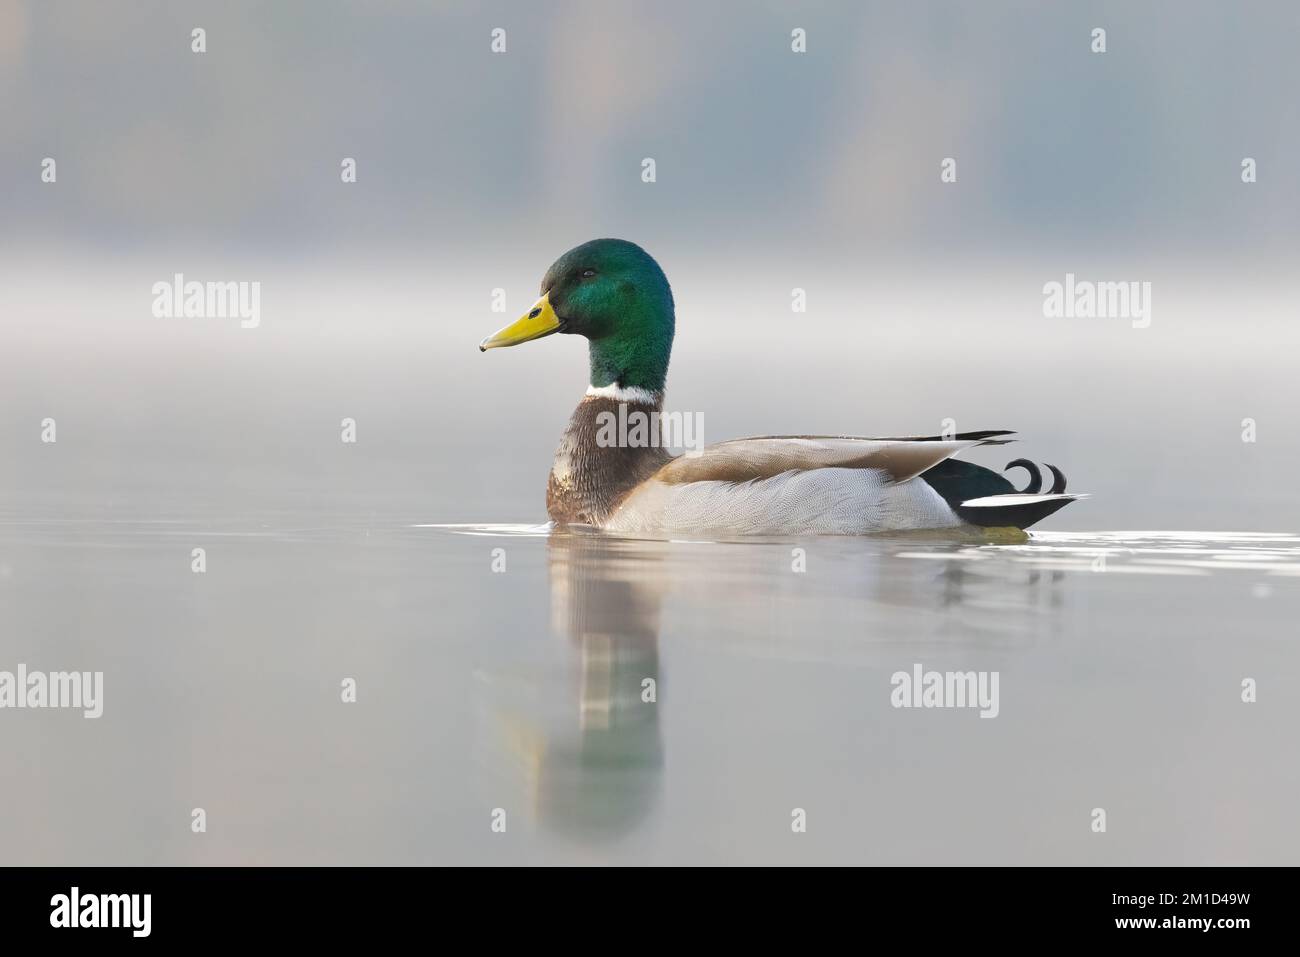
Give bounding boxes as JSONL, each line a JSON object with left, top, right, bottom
{"left": 492, "top": 531, "right": 665, "bottom": 842}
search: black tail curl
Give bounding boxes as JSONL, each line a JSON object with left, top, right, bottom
{"left": 1004, "top": 459, "right": 1042, "bottom": 493}
{"left": 921, "top": 456, "right": 1080, "bottom": 529}
{"left": 1004, "top": 459, "right": 1067, "bottom": 494}
{"left": 1044, "top": 463, "right": 1067, "bottom": 494}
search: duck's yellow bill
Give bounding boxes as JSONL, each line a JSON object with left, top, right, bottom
{"left": 479, "top": 294, "right": 561, "bottom": 351}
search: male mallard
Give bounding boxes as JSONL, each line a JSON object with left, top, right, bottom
{"left": 480, "top": 239, "right": 1083, "bottom": 535}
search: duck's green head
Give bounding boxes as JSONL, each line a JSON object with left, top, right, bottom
{"left": 480, "top": 238, "right": 675, "bottom": 393}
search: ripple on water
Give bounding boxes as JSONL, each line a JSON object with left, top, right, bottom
{"left": 419, "top": 524, "right": 1300, "bottom": 579}
{"left": 896, "top": 530, "right": 1300, "bottom": 577}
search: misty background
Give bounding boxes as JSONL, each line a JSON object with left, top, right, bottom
{"left": 3, "top": 0, "right": 1298, "bottom": 529}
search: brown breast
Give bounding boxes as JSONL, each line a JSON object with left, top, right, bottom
{"left": 547, "top": 396, "right": 674, "bottom": 525}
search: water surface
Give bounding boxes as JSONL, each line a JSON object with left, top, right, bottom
{"left": 2, "top": 515, "right": 1294, "bottom": 865}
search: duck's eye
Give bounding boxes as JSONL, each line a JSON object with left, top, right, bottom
{"left": 580, "top": 269, "right": 597, "bottom": 279}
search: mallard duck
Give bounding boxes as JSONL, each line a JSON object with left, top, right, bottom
{"left": 480, "top": 239, "right": 1084, "bottom": 536}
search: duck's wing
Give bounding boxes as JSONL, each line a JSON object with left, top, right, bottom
{"left": 606, "top": 431, "right": 1083, "bottom": 534}
{"left": 603, "top": 434, "right": 1009, "bottom": 535}
{"left": 608, "top": 436, "right": 977, "bottom": 535}
{"left": 653, "top": 432, "right": 1011, "bottom": 487}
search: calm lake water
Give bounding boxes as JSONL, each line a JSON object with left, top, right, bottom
{"left": 1, "top": 513, "right": 1296, "bottom": 865}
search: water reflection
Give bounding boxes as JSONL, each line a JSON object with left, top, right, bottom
{"left": 489, "top": 530, "right": 666, "bottom": 842}
{"left": 931, "top": 556, "right": 1064, "bottom": 610}
{"left": 4, "top": 512, "right": 1299, "bottom": 864}
{"left": 454, "top": 524, "right": 1300, "bottom": 853}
